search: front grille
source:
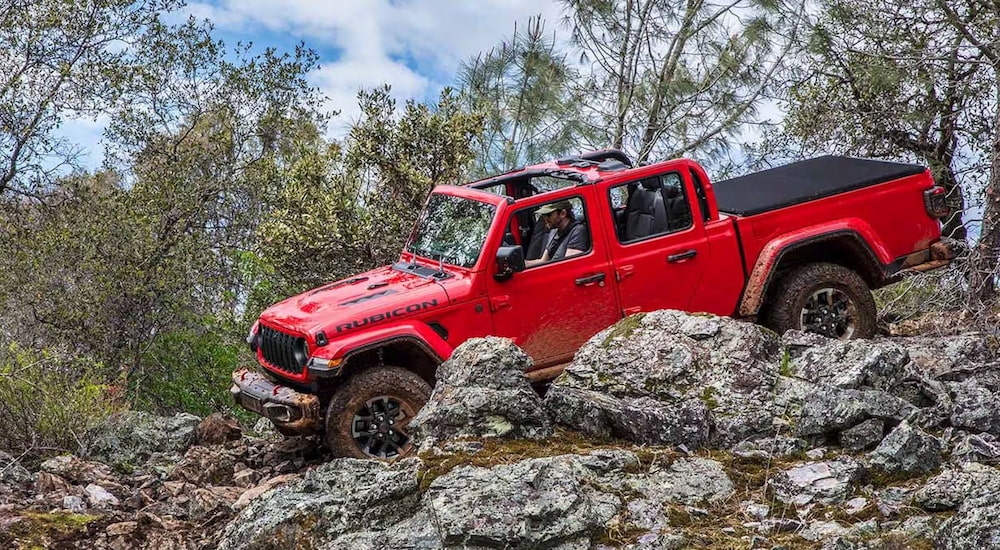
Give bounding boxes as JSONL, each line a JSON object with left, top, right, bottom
{"left": 259, "top": 325, "right": 306, "bottom": 375}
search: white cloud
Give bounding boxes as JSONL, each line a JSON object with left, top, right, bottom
{"left": 60, "top": 1, "right": 567, "bottom": 166}
{"left": 187, "top": 0, "right": 567, "bottom": 135}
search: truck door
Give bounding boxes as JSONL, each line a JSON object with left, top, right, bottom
{"left": 606, "top": 171, "right": 709, "bottom": 314}
{"left": 485, "top": 193, "right": 621, "bottom": 365}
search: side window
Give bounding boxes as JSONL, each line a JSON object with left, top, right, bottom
{"left": 610, "top": 172, "right": 693, "bottom": 243}
{"left": 515, "top": 196, "right": 592, "bottom": 267}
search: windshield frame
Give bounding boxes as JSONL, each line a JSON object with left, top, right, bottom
{"left": 403, "top": 185, "right": 508, "bottom": 271}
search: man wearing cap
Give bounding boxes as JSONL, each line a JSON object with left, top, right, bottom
{"left": 525, "top": 200, "right": 589, "bottom": 267}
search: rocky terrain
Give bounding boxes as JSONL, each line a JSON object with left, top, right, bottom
{"left": 4, "top": 310, "right": 1000, "bottom": 549}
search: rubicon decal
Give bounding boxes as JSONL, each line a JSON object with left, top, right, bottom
{"left": 335, "top": 300, "right": 439, "bottom": 333}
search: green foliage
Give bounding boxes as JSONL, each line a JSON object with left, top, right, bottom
{"left": 0, "top": 0, "right": 184, "bottom": 197}
{"left": 0, "top": 343, "right": 125, "bottom": 461}
{"left": 560, "top": 0, "right": 793, "bottom": 164}
{"left": 130, "top": 321, "right": 243, "bottom": 417}
{"left": 0, "top": 511, "right": 98, "bottom": 550}
{"left": 458, "top": 16, "right": 588, "bottom": 176}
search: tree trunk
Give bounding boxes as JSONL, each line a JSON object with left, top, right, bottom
{"left": 968, "top": 85, "right": 1000, "bottom": 307}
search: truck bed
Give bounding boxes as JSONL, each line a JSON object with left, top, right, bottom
{"left": 713, "top": 156, "right": 926, "bottom": 216}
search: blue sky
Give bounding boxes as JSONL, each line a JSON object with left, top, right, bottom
{"left": 61, "top": 0, "right": 567, "bottom": 168}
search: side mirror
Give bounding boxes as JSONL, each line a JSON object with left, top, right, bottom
{"left": 494, "top": 246, "right": 525, "bottom": 281}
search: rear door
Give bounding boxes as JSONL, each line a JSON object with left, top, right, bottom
{"left": 605, "top": 171, "right": 709, "bottom": 314}
{"left": 485, "top": 191, "right": 621, "bottom": 365}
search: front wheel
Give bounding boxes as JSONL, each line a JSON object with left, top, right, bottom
{"left": 325, "top": 366, "right": 432, "bottom": 459}
{"left": 766, "top": 262, "right": 876, "bottom": 340}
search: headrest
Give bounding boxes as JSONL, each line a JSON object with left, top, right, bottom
{"left": 639, "top": 178, "right": 660, "bottom": 190}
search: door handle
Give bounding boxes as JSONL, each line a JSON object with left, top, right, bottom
{"left": 575, "top": 273, "right": 606, "bottom": 286}
{"left": 667, "top": 249, "right": 697, "bottom": 263}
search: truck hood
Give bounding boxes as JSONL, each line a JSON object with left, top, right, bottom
{"left": 259, "top": 264, "right": 450, "bottom": 337}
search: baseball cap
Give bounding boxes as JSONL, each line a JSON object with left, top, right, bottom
{"left": 536, "top": 200, "right": 573, "bottom": 216}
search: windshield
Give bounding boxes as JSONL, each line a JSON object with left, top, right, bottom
{"left": 406, "top": 193, "right": 497, "bottom": 268}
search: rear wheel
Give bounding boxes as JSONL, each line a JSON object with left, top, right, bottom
{"left": 325, "top": 366, "right": 431, "bottom": 459}
{"left": 766, "top": 262, "right": 876, "bottom": 340}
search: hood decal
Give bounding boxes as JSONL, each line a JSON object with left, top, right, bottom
{"left": 335, "top": 298, "right": 440, "bottom": 334}
{"left": 339, "top": 289, "right": 396, "bottom": 306}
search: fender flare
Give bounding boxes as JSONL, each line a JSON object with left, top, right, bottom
{"left": 312, "top": 320, "right": 454, "bottom": 369}
{"left": 738, "top": 219, "right": 890, "bottom": 317}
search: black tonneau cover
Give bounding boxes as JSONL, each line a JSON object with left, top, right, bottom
{"left": 714, "top": 155, "right": 926, "bottom": 216}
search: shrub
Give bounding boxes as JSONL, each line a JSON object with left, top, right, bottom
{"left": 0, "top": 343, "right": 125, "bottom": 462}
{"left": 128, "top": 320, "right": 246, "bottom": 419}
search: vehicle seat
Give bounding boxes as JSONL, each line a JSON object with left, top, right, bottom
{"left": 624, "top": 178, "right": 669, "bottom": 240}
{"left": 525, "top": 216, "right": 551, "bottom": 260}
{"left": 664, "top": 186, "right": 692, "bottom": 230}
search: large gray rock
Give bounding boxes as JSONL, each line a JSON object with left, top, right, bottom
{"left": 771, "top": 456, "right": 864, "bottom": 506}
{"left": 868, "top": 421, "right": 942, "bottom": 476}
{"left": 792, "top": 340, "right": 910, "bottom": 392}
{"left": 546, "top": 311, "right": 783, "bottom": 448}
{"left": 0, "top": 451, "right": 32, "bottom": 485}
{"left": 409, "top": 337, "right": 551, "bottom": 450}
{"left": 794, "top": 387, "right": 916, "bottom": 438}
{"left": 894, "top": 335, "right": 994, "bottom": 379}
{"left": 934, "top": 487, "right": 1000, "bottom": 549}
{"left": 426, "top": 454, "right": 621, "bottom": 548}
{"left": 219, "top": 458, "right": 423, "bottom": 550}
{"left": 838, "top": 418, "right": 885, "bottom": 451}
{"left": 947, "top": 431, "right": 1000, "bottom": 464}
{"left": 84, "top": 411, "right": 200, "bottom": 471}
{"left": 619, "top": 457, "right": 734, "bottom": 506}
{"left": 544, "top": 390, "right": 711, "bottom": 448}
{"left": 911, "top": 462, "right": 1000, "bottom": 512}
{"left": 948, "top": 380, "right": 1000, "bottom": 435}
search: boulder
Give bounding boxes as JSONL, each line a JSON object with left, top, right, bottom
{"left": 838, "top": 418, "right": 885, "bottom": 451}
{"left": 934, "top": 489, "right": 1000, "bottom": 549}
{"left": 0, "top": 451, "right": 32, "bottom": 485}
{"left": 948, "top": 380, "right": 1000, "bottom": 435}
{"left": 894, "top": 334, "right": 993, "bottom": 379}
{"left": 195, "top": 413, "right": 242, "bottom": 446}
{"left": 168, "top": 445, "right": 238, "bottom": 486}
{"left": 771, "top": 457, "right": 863, "bottom": 506}
{"left": 219, "top": 458, "right": 423, "bottom": 550}
{"left": 409, "top": 337, "right": 551, "bottom": 450}
{"left": 793, "top": 388, "right": 916, "bottom": 438}
{"left": 911, "top": 462, "right": 1000, "bottom": 512}
{"left": 868, "top": 421, "right": 942, "bottom": 476}
{"left": 947, "top": 431, "right": 1000, "bottom": 463}
{"left": 791, "top": 340, "right": 910, "bottom": 392}
{"left": 619, "top": 457, "right": 734, "bottom": 506}
{"left": 85, "top": 411, "right": 200, "bottom": 471}
{"left": 426, "top": 454, "right": 621, "bottom": 548}
{"left": 546, "top": 311, "right": 783, "bottom": 447}
{"left": 39, "top": 454, "right": 115, "bottom": 485}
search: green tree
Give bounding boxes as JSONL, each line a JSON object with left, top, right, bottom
{"left": 761, "top": 0, "right": 981, "bottom": 239}
{"left": 458, "top": 16, "right": 588, "bottom": 176}
{"left": 344, "top": 86, "right": 485, "bottom": 266}
{"left": 0, "top": 0, "right": 181, "bottom": 198}
{"left": 561, "top": 0, "right": 797, "bottom": 164}
{"left": 0, "top": 10, "right": 323, "bottom": 407}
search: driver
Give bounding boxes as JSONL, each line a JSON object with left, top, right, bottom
{"left": 525, "top": 200, "right": 588, "bottom": 267}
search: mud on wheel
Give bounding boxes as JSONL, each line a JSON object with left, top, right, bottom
{"left": 766, "top": 262, "right": 876, "bottom": 340}
{"left": 325, "top": 366, "right": 431, "bottom": 459}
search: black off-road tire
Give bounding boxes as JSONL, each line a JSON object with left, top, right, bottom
{"left": 766, "top": 262, "right": 876, "bottom": 340}
{"left": 325, "top": 366, "right": 431, "bottom": 460}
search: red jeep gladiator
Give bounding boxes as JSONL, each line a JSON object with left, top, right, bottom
{"left": 232, "top": 150, "right": 954, "bottom": 459}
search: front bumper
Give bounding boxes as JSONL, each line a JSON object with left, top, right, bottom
{"left": 230, "top": 367, "right": 322, "bottom": 435}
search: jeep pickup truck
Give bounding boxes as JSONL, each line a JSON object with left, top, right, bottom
{"left": 232, "top": 150, "right": 954, "bottom": 459}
